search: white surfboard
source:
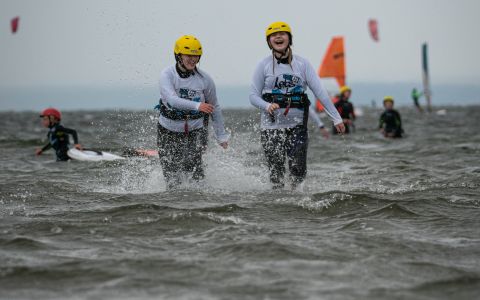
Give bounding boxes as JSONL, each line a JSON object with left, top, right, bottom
{"left": 67, "top": 148, "right": 125, "bottom": 162}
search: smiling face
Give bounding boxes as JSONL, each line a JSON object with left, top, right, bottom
{"left": 268, "top": 32, "right": 290, "bottom": 53}
{"left": 179, "top": 54, "right": 200, "bottom": 71}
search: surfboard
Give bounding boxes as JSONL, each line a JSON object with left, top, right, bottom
{"left": 67, "top": 148, "right": 125, "bottom": 162}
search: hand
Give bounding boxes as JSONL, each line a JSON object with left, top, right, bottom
{"left": 343, "top": 119, "right": 352, "bottom": 125}
{"left": 35, "top": 148, "right": 42, "bottom": 156}
{"left": 199, "top": 103, "right": 214, "bottom": 114}
{"left": 267, "top": 103, "right": 280, "bottom": 114}
{"left": 74, "top": 144, "right": 83, "bottom": 150}
{"left": 335, "top": 122, "right": 346, "bottom": 134}
{"left": 320, "top": 127, "right": 330, "bottom": 139}
{"left": 219, "top": 142, "right": 228, "bottom": 149}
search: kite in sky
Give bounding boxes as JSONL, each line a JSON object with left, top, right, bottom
{"left": 11, "top": 16, "right": 20, "bottom": 34}
{"left": 368, "top": 19, "right": 379, "bottom": 42}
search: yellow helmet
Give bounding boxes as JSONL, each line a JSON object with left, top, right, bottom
{"left": 265, "top": 21, "right": 292, "bottom": 49}
{"left": 266, "top": 21, "right": 292, "bottom": 38}
{"left": 340, "top": 86, "right": 351, "bottom": 94}
{"left": 383, "top": 96, "right": 394, "bottom": 103}
{"left": 174, "top": 35, "right": 202, "bottom": 56}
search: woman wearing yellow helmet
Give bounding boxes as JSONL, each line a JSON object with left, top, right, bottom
{"left": 379, "top": 96, "right": 403, "bottom": 138}
{"left": 334, "top": 85, "right": 356, "bottom": 134}
{"left": 250, "top": 21, "right": 345, "bottom": 189}
{"left": 157, "top": 35, "right": 230, "bottom": 189}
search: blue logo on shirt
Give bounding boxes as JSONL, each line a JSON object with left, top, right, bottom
{"left": 273, "top": 74, "right": 304, "bottom": 94}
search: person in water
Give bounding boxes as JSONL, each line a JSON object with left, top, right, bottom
{"left": 250, "top": 21, "right": 344, "bottom": 190}
{"left": 411, "top": 88, "right": 423, "bottom": 112}
{"left": 157, "top": 35, "right": 229, "bottom": 190}
{"left": 334, "top": 85, "right": 355, "bottom": 134}
{"left": 36, "top": 108, "right": 82, "bottom": 161}
{"left": 379, "top": 96, "right": 403, "bottom": 138}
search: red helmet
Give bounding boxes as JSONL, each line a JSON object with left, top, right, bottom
{"left": 40, "top": 108, "right": 61, "bottom": 120}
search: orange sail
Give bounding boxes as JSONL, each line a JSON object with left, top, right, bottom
{"left": 316, "top": 36, "right": 345, "bottom": 111}
{"left": 318, "top": 36, "right": 345, "bottom": 87}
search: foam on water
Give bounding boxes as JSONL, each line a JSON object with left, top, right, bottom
{"left": 1, "top": 107, "right": 480, "bottom": 300}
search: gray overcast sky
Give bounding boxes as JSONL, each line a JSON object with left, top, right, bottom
{"left": 1, "top": 0, "right": 479, "bottom": 89}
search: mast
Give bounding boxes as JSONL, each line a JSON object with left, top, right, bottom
{"left": 422, "top": 43, "right": 432, "bottom": 112}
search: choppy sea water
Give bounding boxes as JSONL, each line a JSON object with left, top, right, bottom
{"left": 0, "top": 106, "right": 479, "bottom": 300}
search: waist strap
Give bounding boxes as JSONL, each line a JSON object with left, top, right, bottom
{"left": 262, "top": 94, "right": 310, "bottom": 127}
{"left": 159, "top": 101, "right": 206, "bottom": 121}
{"left": 262, "top": 93, "right": 310, "bottom": 108}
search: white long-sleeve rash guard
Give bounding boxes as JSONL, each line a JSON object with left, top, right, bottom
{"left": 249, "top": 54, "right": 343, "bottom": 130}
{"left": 159, "top": 65, "right": 230, "bottom": 144}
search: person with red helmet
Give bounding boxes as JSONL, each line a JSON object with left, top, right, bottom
{"left": 36, "top": 108, "right": 82, "bottom": 161}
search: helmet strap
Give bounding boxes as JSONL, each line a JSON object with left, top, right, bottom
{"left": 272, "top": 46, "right": 291, "bottom": 64}
{"left": 175, "top": 60, "right": 195, "bottom": 78}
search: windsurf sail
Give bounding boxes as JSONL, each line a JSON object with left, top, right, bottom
{"left": 11, "top": 16, "right": 19, "bottom": 34}
{"left": 368, "top": 19, "right": 379, "bottom": 42}
{"left": 318, "top": 36, "right": 345, "bottom": 87}
{"left": 422, "top": 43, "right": 432, "bottom": 112}
{"left": 316, "top": 36, "right": 345, "bottom": 112}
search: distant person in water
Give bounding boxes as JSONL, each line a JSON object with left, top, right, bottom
{"left": 334, "top": 86, "right": 355, "bottom": 134}
{"left": 249, "top": 21, "right": 344, "bottom": 190}
{"left": 36, "top": 108, "right": 82, "bottom": 161}
{"left": 411, "top": 88, "right": 423, "bottom": 112}
{"left": 157, "top": 35, "right": 229, "bottom": 190}
{"left": 379, "top": 96, "right": 403, "bottom": 138}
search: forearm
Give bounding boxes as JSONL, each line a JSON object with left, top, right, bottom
{"left": 63, "top": 128, "right": 79, "bottom": 144}
{"left": 250, "top": 63, "right": 270, "bottom": 111}
{"left": 211, "top": 109, "right": 230, "bottom": 143}
{"left": 307, "top": 64, "right": 342, "bottom": 125}
{"left": 309, "top": 108, "right": 324, "bottom": 128}
{"left": 41, "top": 143, "right": 51, "bottom": 152}
{"left": 249, "top": 92, "right": 270, "bottom": 111}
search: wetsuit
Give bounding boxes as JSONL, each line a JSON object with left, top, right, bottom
{"left": 379, "top": 109, "right": 403, "bottom": 138}
{"left": 158, "top": 64, "right": 229, "bottom": 189}
{"left": 334, "top": 96, "right": 355, "bottom": 134}
{"left": 40, "top": 124, "right": 79, "bottom": 161}
{"left": 250, "top": 54, "right": 342, "bottom": 188}
{"left": 411, "top": 88, "right": 423, "bottom": 111}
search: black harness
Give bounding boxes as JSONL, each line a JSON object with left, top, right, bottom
{"left": 159, "top": 101, "right": 206, "bottom": 121}
{"left": 158, "top": 100, "right": 209, "bottom": 135}
{"left": 262, "top": 93, "right": 310, "bottom": 127}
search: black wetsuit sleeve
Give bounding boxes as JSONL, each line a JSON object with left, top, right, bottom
{"left": 379, "top": 112, "right": 385, "bottom": 129}
{"left": 334, "top": 101, "right": 343, "bottom": 117}
{"left": 350, "top": 103, "right": 356, "bottom": 120}
{"left": 61, "top": 127, "right": 79, "bottom": 144}
{"left": 41, "top": 143, "right": 51, "bottom": 152}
